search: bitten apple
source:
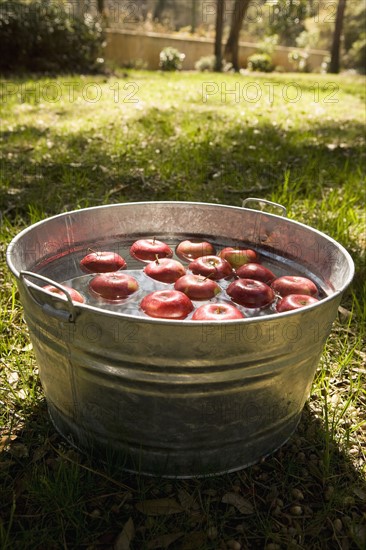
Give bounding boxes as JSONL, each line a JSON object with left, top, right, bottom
{"left": 192, "top": 303, "right": 244, "bottom": 320}
{"left": 276, "top": 294, "right": 319, "bottom": 312}
{"left": 140, "top": 290, "right": 194, "bottom": 319}
{"left": 43, "top": 284, "right": 84, "bottom": 303}
{"left": 176, "top": 239, "right": 216, "bottom": 261}
{"left": 144, "top": 257, "right": 186, "bottom": 284}
{"left": 130, "top": 238, "right": 173, "bottom": 262}
{"left": 219, "top": 247, "right": 258, "bottom": 269}
{"left": 80, "top": 251, "right": 126, "bottom": 273}
{"left": 188, "top": 255, "right": 233, "bottom": 280}
{"left": 89, "top": 272, "right": 139, "bottom": 300}
{"left": 227, "top": 278, "right": 275, "bottom": 308}
{"left": 236, "top": 263, "right": 276, "bottom": 284}
{"left": 271, "top": 276, "right": 318, "bottom": 297}
{"left": 174, "top": 273, "right": 221, "bottom": 300}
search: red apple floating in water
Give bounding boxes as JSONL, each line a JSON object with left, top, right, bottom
{"left": 276, "top": 294, "right": 319, "bottom": 313}
{"left": 140, "top": 290, "right": 194, "bottom": 320}
{"left": 43, "top": 284, "right": 84, "bottom": 303}
{"left": 176, "top": 239, "right": 216, "bottom": 261}
{"left": 189, "top": 255, "right": 233, "bottom": 280}
{"left": 227, "top": 278, "right": 275, "bottom": 308}
{"left": 130, "top": 238, "right": 173, "bottom": 263}
{"left": 236, "top": 263, "right": 276, "bottom": 284}
{"left": 174, "top": 273, "right": 221, "bottom": 300}
{"left": 144, "top": 257, "right": 186, "bottom": 284}
{"left": 219, "top": 247, "right": 258, "bottom": 269}
{"left": 192, "top": 303, "right": 245, "bottom": 321}
{"left": 80, "top": 251, "right": 126, "bottom": 273}
{"left": 271, "top": 276, "right": 318, "bottom": 297}
{"left": 89, "top": 272, "right": 139, "bottom": 300}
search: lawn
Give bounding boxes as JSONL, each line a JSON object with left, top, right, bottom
{"left": 0, "top": 70, "right": 365, "bottom": 549}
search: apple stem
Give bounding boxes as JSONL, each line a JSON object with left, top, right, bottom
{"left": 202, "top": 274, "right": 213, "bottom": 282}
{"left": 153, "top": 236, "right": 156, "bottom": 245}
{"left": 155, "top": 254, "right": 160, "bottom": 264}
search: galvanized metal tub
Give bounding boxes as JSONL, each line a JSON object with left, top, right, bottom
{"left": 6, "top": 199, "right": 354, "bottom": 477}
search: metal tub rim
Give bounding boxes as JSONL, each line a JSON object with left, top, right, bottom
{"left": 6, "top": 200, "right": 355, "bottom": 326}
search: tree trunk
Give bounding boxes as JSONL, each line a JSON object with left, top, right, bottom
{"left": 191, "top": 0, "right": 196, "bottom": 33}
{"left": 153, "top": 0, "right": 167, "bottom": 21}
{"left": 224, "top": 0, "right": 251, "bottom": 71}
{"left": 214, "top": 0, "right": 225, "bottom": 71}
{"left": 97, "top": 0, "right": 104, "bottom": 14}
{"left": 329, "top": 0, "right": 347, "bottom": 73}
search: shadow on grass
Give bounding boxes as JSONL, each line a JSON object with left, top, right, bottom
{"left": 1, "top": 111, "right": 364, "bottom": 215}
{"left": 1, "top": 397, "right": 365, "bottom": 549}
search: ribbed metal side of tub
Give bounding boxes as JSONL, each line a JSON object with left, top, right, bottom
{"left": 18, "top": 280, "right": 341, "bottom": 477}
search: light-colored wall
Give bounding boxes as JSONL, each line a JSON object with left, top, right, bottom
{"left": 105, "top": 29, "right": 329, "bottom": 72}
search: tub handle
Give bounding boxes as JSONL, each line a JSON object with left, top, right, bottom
{"left": 19, "top": 271, "right": 77, "bottom": 322}
{"left": 242, "top": 198, "right": 287, "bottom": 217}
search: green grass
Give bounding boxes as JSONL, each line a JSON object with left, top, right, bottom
{"left": 1, "top": 70, "right": 365, "bottom": 549}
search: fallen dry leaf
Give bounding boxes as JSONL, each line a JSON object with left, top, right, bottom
{"left": 0, "top": 435, "right": 17, "bottom": 453}
{"left": 7, "top": 371, "right": 19, "bottom": 385}
{"left": 222, "top": 492, "right": 254, "bottom": 515}
{"left": 8, "top": 442, "right": 29, "bottom": 458}
{"left": 16, "top": 389, "right": 27, "bottom": 400}
{"left": 178, "top": 489, "right": 199, "bottom": 511}
{"left": 21, "top": 343, "right": 33, "bottom": 352}
{"left": 32, "top": 443, "right": 49, "bottom": 463}
{"left": 350, "top": 523, "right": 366, "bottom": 547}
{"left": 352, "top": 487, "right": 366, "bottom": 501}
{"left": 114, "top": 517, "right": 135, "bottom": 550}
{"left": 135, "top": 498, "right": 184, "bottom": 516}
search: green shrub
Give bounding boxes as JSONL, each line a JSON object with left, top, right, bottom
{"left": 247, "top": 53, "right": 274, "bottom": 73}
{"left": 0, "top": 0, "right": 105, "bottom": 73}
{"left": 195, "top": 55, "right": 216, "bottom": 72}
{"left": 344, "top": 34, "right": 366, "bottom": 74}
{"left": 121, "top": 58, "right": 148, "bottom": 70}
{"left": 288, "top": 50, "right": 310, "bottom": 72}
{"left": 195, "top": 55, "right": 233, "bottom": 72}
{"left": 159, "top": 47, "right": 185, "bottom": 71}
{"left": 257, "top": 34, "right": 279, "bottom": 55}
